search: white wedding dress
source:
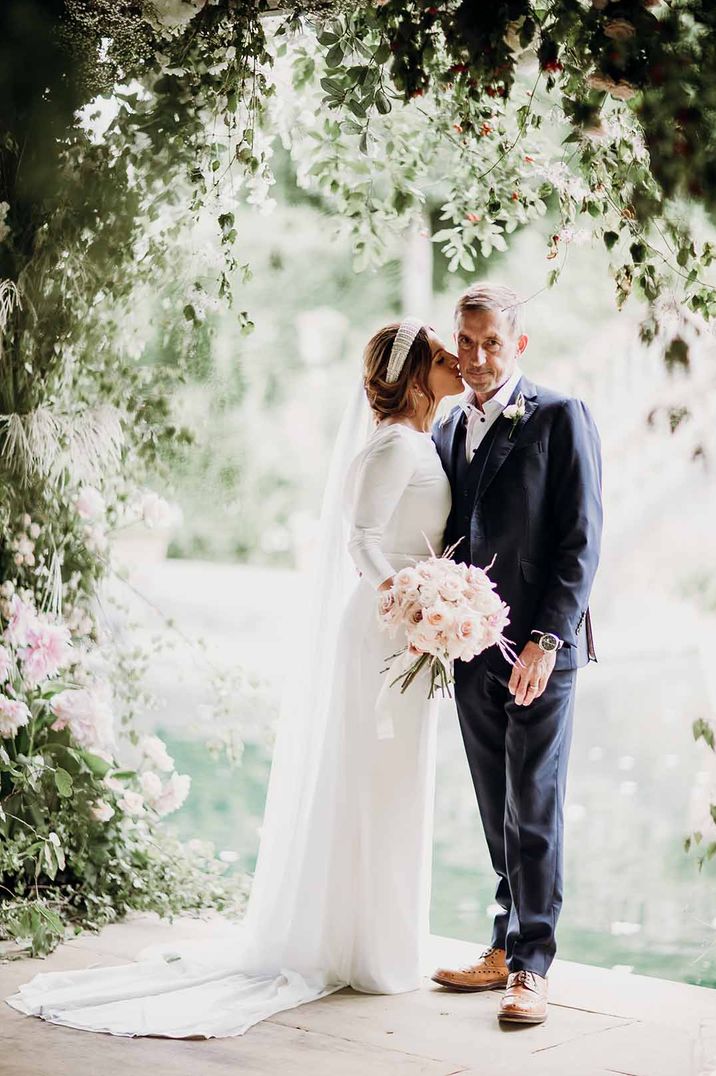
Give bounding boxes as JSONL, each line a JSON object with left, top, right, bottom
{"left": 7, "top": 421, "right": 452, "bottom": 1038}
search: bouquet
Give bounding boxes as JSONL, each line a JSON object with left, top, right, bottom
{"left": 378, "top": 541, "right": 515, "bottom": 699}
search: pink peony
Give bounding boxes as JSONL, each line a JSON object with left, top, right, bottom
{"left": 5, "top": 595, "right": 39, "bottom": 648}
{"left": 50, "top": 684, "right": 113, "bottom": 750}
{"left": 0, "top": 694, "right": 31, "bottom": 738}
{"left": 20, "top": 621, "right": 72, "bottom": 686}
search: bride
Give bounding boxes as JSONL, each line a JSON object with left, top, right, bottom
{"left": 7, "top": 316, "right": 464, "bottom": 1038}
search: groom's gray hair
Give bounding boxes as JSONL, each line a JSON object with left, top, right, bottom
{"left": 454, "top": 282, "right": 525, "bottom": 336}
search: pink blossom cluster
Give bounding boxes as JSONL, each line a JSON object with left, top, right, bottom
{"left": 378, "top": 557, "right": 511, "bottom": 664}
{"left": 5, "top": 595, "right": 72, "bottom": 686}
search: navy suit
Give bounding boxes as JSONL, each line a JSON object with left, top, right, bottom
{"left": 432, "top": 375, "right": 602, "bottom": 975}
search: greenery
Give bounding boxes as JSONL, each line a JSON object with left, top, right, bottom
{"left": 1, "top": 0, "right": 714, "bottom": 953}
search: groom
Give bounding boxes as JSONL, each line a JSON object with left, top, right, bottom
{"left": 431, "top": 282, "right": 602, "bottom": 1024}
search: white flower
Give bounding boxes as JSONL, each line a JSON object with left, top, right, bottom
{"left": 118, "top": 789, "right": 145, "bottom": 816}
{"left": 0, "top": 580, "right": 15, "bottom": 599}
{"left": 90, "top": 800, "right": 115, "bottom": 823}
{"left": 140, "top": 734, "right": 174, "bottom": 772}
{"left": 29, "top": 522, "right": 40, "bottom": 539}
{"left": 139, "top": 770, "right": 163, "bottom": 801}
{"left": 154, "top": 772, "right": 191, "bottom": 816}
{"left": 503, "top": 393, "right": 526, "bottom": 422}
{"left": 149, "top": 0, "right": 205, "bottom": 30}
{"left": 83, "top": 524, "right": 108, "bottom": 554}
{"left": 138, "top": 491, "right": 178, "bottom": 529}
{"left": 75, "top": 486, "right": 106, "bottom": 521}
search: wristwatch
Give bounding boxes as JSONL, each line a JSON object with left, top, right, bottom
{"left": 530, "top": 630, "right": 563, "bottom": 653}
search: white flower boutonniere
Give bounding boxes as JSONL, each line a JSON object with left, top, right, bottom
{"left": 503, "top": 392, "right": 526, "bottom": 441}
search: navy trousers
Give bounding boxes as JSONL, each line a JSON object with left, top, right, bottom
{"left": 454, "top": 656, "right": 577, "bottom": 977}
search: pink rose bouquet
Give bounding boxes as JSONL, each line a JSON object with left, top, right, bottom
{"left": 378, "top": 541, "right": 514, "bottom": 699}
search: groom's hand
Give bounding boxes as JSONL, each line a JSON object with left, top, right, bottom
{"left": 509, "top": 642, "right": 556, "bottom": 707}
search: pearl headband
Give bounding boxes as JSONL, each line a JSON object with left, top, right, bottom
{"left": 385, "top": 316, "right": 423, "bottom": 383}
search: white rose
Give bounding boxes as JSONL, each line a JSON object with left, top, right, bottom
{"left": 139, "top": 491, "right": 178, "bottom": 530}
{"left": 140, "top": 770, "right": 163, "bottom": 802}
{"left": 140, "top": 734, "right": 174, "bottom": 772}
{"left": 118, "top": 789, "right": 145, "bottom": 816}
{"left": 154, "top": 772, "right": 191, "bottom": 816}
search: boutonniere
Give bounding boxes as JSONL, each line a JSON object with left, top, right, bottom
{"left": 503, "top": 392, "right": 526, "bottom": 441}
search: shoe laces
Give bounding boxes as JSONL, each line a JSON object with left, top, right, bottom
{"left": 459, "top": 946, "right": 502, "bottom": 972}
{"left": 510, "top": 970, "right": 538, "bottom": 991}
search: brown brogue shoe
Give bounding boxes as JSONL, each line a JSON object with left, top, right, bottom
{"left": 431, "top": 946, "right": 509, "bottom": 992}
{"left": 497, "top": 970, "right": 548, "bottom": 1024}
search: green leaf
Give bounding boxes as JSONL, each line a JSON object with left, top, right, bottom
{"left": 375, "top": 92, "right": 391, "bottom": 115}
{"left": 54, "top": 768, "right": 73, "bottom": 798}
{"left": 80, "top": 752, "right": 113, "bottom": 778}
{"left": 325, "top": 44, "right": 345, "bottom": 69}
{"left": 320, "top": 77, "right": 345, "bottom": 97}
{"left": 603, "top": 231, "right": 619, "bottom": 251}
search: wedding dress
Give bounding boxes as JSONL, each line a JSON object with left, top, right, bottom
{"left": 7, "top": 417, "right": 452, "bottom": 1038}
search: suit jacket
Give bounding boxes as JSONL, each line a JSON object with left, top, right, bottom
{"left": 432, "top": 376, "right": 603, "bottom": 671}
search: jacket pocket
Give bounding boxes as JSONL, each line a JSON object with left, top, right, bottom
{"left": 520, "top": 559, "right": 544, "bottom": 584}
{"left": 512, "top": 439, "right": 544, "bottom": 453}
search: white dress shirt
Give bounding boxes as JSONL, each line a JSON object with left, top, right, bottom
{"left": 461, "top": 367, "right": 523, "bottom": 460}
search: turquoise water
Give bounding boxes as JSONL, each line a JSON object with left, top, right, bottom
{"left": 163, "top": 646, "right": 716, "bottom": 991}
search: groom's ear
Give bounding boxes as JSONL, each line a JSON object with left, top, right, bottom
{"left": 516, "top": 333, "right": 528, "bottom": 355}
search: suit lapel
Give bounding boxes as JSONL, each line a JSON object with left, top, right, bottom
{"left": 476, "top": 377, "right": 539, "bottom": 500}
{"left": 442, "top": 407, "right": 467, "bottom": 486}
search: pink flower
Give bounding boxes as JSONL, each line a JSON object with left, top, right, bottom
{"left": 424, "top": 603, "right": 454, "bottom": 632}
{"left": 50, "top": 684, "right": 113, "bottom": 750}
{"left": 90, "top": 800, "right": 115, "bottom": 823}
{"left": 154, "top": 772, "right": 191, "bottom": 816}
{"left": 75, "top": 486, "right": 106, "bottom": 521}
{"left": 20, "top": 621, "right": 72, "bottom": 686}
{"left": 0, "top": 644, "right": 11, "bottom": 683}
{"left": 5, "top": 595, "right": 39, "bottom": 647}
{"left": 0, "top": 694, "right": 31, "bottom": 738}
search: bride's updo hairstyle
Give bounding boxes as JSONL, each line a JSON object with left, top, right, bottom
{"left": 363, "top": 323, "right": 436, "bottom": 422}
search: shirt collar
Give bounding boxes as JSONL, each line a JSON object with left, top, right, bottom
{"left": 459, "top": 367, "right": 523, "bottom": 416}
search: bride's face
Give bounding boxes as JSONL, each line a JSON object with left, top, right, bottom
{"left": 425, "top": 329, "right": 463, "bottom": 402}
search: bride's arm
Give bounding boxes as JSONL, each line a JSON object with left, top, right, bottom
{"left": 347, "top": 428, "right": 417, "bottom": 590}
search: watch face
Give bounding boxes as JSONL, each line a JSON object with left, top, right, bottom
{"left": 540, "top": 633, "right": 558, "bottom": 652}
